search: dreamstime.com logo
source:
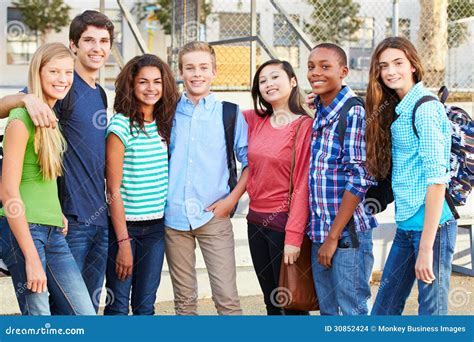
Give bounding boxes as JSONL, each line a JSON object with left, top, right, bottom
{"left": 270, "top": 287, "right": 292, "bottom": 308}
{"left": 448, "top": 287, "right": 471, "bottom": 308}
{"left": 5, "top": 323, "right": 85, "bottom": 336}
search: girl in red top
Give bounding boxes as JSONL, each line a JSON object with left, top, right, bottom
{"left": 243, "top": 59, "right": 312, "bottom": 315}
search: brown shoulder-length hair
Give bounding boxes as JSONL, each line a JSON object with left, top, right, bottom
{"left": 365, "top": 37, "right": 424, "bottom": 179}
{"left": 251, "top": 59, "right": 308, "bottom": 117}
{"left": 114, "top": 54, "right": 179, "bottom": 145}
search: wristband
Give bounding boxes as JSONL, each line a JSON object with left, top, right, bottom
{"left": 117, "top": 237, "right": 132, "bottom": 244}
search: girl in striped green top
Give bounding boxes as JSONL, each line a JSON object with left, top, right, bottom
{"left": 104, "top": 54, "right": 179, "bottom": 315}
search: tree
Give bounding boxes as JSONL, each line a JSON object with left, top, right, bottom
{"left": 13, "top": 0, "right": 70, "bottom": 45}
{"left": 447, "top": 0, "right": 474, "bottom": 48}
{"left": 417, "top": 0, "right": 448, "bottom": 87}
{"left": 134, "top": 0, "right": 213, "bottom": 35}
{"left": 304, "top": 0, "right": 362, "bottom": 44}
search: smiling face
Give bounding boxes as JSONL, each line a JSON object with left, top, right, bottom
{"left": 378, "top": 48, "right": 416, "bottom": 99}
{"left": 258, "top": 63, "right": 296, "bottom": 109}
{"left": 179, "top": 50, "right": 216, "bottom": 103}
{"left": 307, "top": 47, "right": 348, "bottom": 106}
{"left": 70, "top": 25, "right": 111, "bottom": 73}
{"left": 40, "top": 56, "right": 75, "bottom": 107}
{"left": 133, "top": 66, "right": 162, "bottom": 115}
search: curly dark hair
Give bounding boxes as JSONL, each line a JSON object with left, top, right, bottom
{"left": 114, "top": 54, "right": 179, "bottom": 145}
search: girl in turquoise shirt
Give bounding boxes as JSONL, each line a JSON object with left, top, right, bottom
{"left": 365, "top": 37, "right": 456, "bottom": 315}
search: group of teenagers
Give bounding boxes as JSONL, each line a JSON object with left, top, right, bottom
{"left": 0, "top": 10, "right": 458, "bottom": 317}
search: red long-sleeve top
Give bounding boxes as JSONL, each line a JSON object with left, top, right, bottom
{"left": 243, "top": 109, "right": 313, "bottom": 247}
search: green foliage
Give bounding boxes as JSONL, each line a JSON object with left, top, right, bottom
{"left": 447, "top": 0, "right": 474, "bottom": 48}
{"left": 13, "top": 0, "right": 70, "bottom": 38}
{"left": 154, "top": 0, "right": 173, "bottom": 34}
{"left": 135, "top": 0, "right": 213, "bottom": 35}
{"left": 304, "top": 0, "right": 362, "bottom": 44}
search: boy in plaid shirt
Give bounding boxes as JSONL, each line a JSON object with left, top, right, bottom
{"left": 307, "top": 43, "right": 377, "bottom": 315}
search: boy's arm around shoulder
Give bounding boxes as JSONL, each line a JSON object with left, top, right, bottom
{"left": 0, "top": 92, "right": 57, "bottom": 128}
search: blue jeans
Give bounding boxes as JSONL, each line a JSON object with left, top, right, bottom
{"left": 311, "top": 229, "right": 374, "bottom": 315}
{"left": 104, "top": 219, "right": 166, "bottom": 315}
{"left": 372, "top": 219, "right": 457, "bottom": 315}
{"left": 60, "top": 217, "right": 109, "bottom": 313}
{"left": 1, "top": 218, "right": 95, "bottom": 315}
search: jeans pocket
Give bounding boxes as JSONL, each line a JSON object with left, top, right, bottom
{"left": 444, "top": 221, "right": 457, "bottom": 254}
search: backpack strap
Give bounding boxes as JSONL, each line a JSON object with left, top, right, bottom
{"left": 411, "top": 95, "right": 437, "bottom": 139}
{"left": 58, "top": 84, "right": 107, "bottom": 124}
{"left": 337, "top": 96, "right": 365, "bottom": 148}
{"left": 222, "top": 100, "right": 239, "bottom": 196}
{"left": 412, "top": 94, "right": 461, "bottom": 220}
{"left": 98, "top": 84, "right": 108, "bottom": 109}
{"left": 438, "top": 86, "right": 449, "bottom": 105}
{"left": 58, "top": 88, "right": 75, "bottom": 123}
{"left": 335, "top": 96, "right": 364, "bottom": 248}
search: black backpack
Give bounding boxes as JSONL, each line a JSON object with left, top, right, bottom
{"left": 338, "top": 96, "right": 394, "bottom": 215}
{"left": 222, "top": 101, "right": 239, "bottom": 217}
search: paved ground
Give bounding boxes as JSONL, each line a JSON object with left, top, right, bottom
{"left": 97, "top": 272, "right": 473, "bottom": 316}
{"left": 2, "top": 270, "right": 472, "bottom": 316}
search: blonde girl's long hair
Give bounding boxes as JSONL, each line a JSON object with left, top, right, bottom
{"left": 365, "top": 37, "right": 424, "bottom": 179}
{"left": 28, "top": 43, "right": 74, "bottom": 180}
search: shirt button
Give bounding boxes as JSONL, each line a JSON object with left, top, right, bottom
{"left": 189, "top": 159, "right": 193, "bottom": 163}
{"left": 191, "top": 137, "right": 195, "bottom": 141}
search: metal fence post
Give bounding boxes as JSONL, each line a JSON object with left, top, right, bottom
{"left": 250, "top": 0, "right": 257, "bottom": 86}
{"left": 392, "top": 0, "right": 399, "bottom": 37}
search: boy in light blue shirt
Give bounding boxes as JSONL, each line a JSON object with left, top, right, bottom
{"left": 164, "top": 41, "right": 248, "bottom": 315}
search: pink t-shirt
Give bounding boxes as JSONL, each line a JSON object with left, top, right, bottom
{"left": 243, "top": 109, "right": 313, "bottom": 247}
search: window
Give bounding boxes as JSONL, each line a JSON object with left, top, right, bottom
{"left": 386, "top": 18, "right": 411, "bottom": 39}
{"left": 6, "top": 7, "right": 38, "bottom": 65}
{"left": 273, "top": 14, "right": 300, "bottom": 68}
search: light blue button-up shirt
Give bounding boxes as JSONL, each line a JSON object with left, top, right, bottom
{"left": 164, "top": 93, "right": 248, "bottom": 230}
{"left": 391, "top": 82, "right": 452, "bottom": 223}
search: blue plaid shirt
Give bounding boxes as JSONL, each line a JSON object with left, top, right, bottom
{"left": 391, "top": 82, "right": 452, "bottom": 222}
{"left": 308, "top": 86, "right": 377, "bottom": 243}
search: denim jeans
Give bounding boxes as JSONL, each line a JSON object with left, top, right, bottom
{"left": 1, "top": 218, "right": 95, "bottom": 315}
{"left": 372, "top": 219, "right": 457, "bottom": 315}
{"left": 311, "top": 229, "right": 374, "bottom": 315}
{"left": 104, "top": 219, "right": 166, "bottom": 315}
{"left": 60, "top": 216, "right": 109, "bottom": 313}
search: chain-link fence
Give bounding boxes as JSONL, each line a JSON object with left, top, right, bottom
{"left": 171, "top": 0, "right": 474, "bottom": 94}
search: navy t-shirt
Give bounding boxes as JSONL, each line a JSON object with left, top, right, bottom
{"left": 53, "top": 72, "right": 108, "bottom": 227}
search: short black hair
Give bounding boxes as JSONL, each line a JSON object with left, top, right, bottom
{"left": 312, "top": 43, "right": 347, "bottom": 66}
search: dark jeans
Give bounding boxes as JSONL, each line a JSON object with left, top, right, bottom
{"left": 104, "top": 219, "right": 166, "bottom": 315}
{"left": 247, "top": 222, "right": 309, "bottom": 315}
{"left": 1, "top": 218, "right": 95, "bottom": 315}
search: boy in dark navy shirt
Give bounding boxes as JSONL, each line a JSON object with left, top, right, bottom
{"left": 0, "top": 10, "right": 114, "bottom": 313}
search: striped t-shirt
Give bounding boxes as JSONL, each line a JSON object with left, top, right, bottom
{"left": 107, "top": 114, "right": 168, "bottom": 221}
